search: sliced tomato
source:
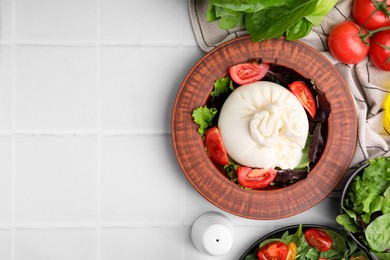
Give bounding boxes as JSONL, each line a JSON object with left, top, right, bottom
{"left": 288, "top": 81, "right": 317, "bottom": 118}
{"left": 236, "top": 166, "right": 277, "bottom": 189}
{"left": 286, "top": 242, "right": 297, "bottom": 260}
{"left": 257, "top": 241, "right": 288, "bottom": 260}
{"left": 204, "top": 127, "right": 229, "bottom": 165}
{"left": 229, "top": 63, "right": 269, "bottom": 85}
{"left": 304, "top": 228, "right": 332, "bottom": 252}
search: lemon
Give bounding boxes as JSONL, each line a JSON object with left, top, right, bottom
{"left": 383, "top": 94, "right": 390, "bottom": 134}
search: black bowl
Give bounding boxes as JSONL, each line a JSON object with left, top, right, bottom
{"left": 339, "top": 162, "right": 377, "bottom": 259}
{"left": 239, "top": 224, "right": 374, "bottom": 259}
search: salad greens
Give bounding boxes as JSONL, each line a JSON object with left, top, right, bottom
{"left": 206, "top": 0, "right": 337, "bottom": 42}
{"left": 192, "top": 106, "right": 217, "bottom": 136}
{"left": 192, "top": 61, "right": 330, "bottom": 188}
{"left": 336, "top": 156, "right": 390, "bottom": 259}
{"left": 243, "top": 225, "right": 369, "bottom": 260}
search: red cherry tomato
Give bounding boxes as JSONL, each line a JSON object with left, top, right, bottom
{"left": 229, "top": 63, "right": 269, "bottom": 85}
{"left": 236, "top": 166, "right": 277, "bottom": 189}
{"left": 257, "top": 241, "right": 288, "bottom": 260}
{"left": 288, "top": 81, "right": 317, "bottom": 118}
{"left": 204, "top": 127, "right": 229, "bottom": 165}
{"left": 369, "top": 30, "right": 390, "bottom": 71}
{"left": 328, "top": 21, "right": 370, "bottom": 64}
{"left": 352, "top": 0, "right": 390, "bottom": 30}
{"left": 304, "top": 228, "right": 333, "bottom": 252}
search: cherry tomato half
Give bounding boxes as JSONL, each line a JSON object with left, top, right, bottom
{"left": 257, "top": 241, "right": 288, "bottom": 260}
{"left": 328, "top": 21, "right": 370, "bottom": 64}
{"left": 369, "top": 30, "right": 390, "bottom": 71}
{"left": 352, "top": 0, "right": 390, "bottom": 30}
{"left": 288, "top": 81, "right": 317, "bottom": 118}
{"left": 236, "top": 166, "right": 277, "bottom": 189}
{"left": 204, "top": 127, "right": 229, "bottom": 165}
{"left": 304, "top": 228, "right": 333, "bottom": 252}
{"left": 229, "top": 63, "right": 269, "bottom": 85}
{"left": 286, "top": 242, "right": 297, "bottom": 260}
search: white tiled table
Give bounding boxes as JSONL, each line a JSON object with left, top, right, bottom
{"left": 0, "top": 0, "right": 342, "bottom": 259}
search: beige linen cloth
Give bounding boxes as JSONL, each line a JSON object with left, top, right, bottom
{"left": 188, "top": 0, "right": 390, "bottom": 196}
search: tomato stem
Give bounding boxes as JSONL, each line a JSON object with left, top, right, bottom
{"left": 371, "top": 0, "right": 390, "bottom": 17}
{"left": 361, "top": 26, "right": 390, "bottom": 42}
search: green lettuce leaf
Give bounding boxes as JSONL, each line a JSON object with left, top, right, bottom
{"left": 209, "top": 0, "right": 286, "bottom": 13}
{"left": 286, "top": 18, "right": 313, "bottom": 41}
{"left": 210, "top": 76, "right": 233, "bottom": 97}
{"left": 305, "top": 0, "right": 337, "bottom": 26}
{"left": 192, "top": 106, "right": 218, "bottom": 136}
{"left": 336, "top": 213, "right": 361, "bottom": 233}
{"left": 372, "top": 252, "right": 390, "bottom": 260}
{"left": 365, "top": 213, "right": 390, "bottom": 252}
{"left": 207, "top": 2, "right": 218, "bottom": 22}
{"left": 219, "top": 14, "right": 244, "bottom": 29}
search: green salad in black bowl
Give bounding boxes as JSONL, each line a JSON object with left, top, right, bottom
{"left": 336, "top": 156, "right": 390, "bottom": 260}
{"left": 240, "top": 224, "right": 372, "bottom": 260}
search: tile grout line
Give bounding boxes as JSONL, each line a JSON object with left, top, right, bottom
{"left": 10, "top": 0, "right": 16, "bottom": 258}
{"left": 0, "top": 41, "right": 197, "bottom": 47}
{"left": 96, "top": 0, "right": 102, "bottom": 259}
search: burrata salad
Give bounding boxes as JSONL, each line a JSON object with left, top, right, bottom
{"left": 192, "top": 59, "right": 331, "bottom": 189}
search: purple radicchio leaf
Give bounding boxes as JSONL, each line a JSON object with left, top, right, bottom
{"left": 309, "top": 123, "right": 324, "bottom": 163}
{"left": 309, "top": 82, "right": 331, "bottom": 123}
{"left": 274, "top": 169, "right": 308, "bottom": 186}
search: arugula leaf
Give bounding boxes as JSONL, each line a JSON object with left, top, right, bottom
{"left": 192, "top": 106, "right": 218, "bottom": 136}
{"left": 224, "top": 160, "right": 239, "bottom": 183}
{"left": 295, "top": 135, "right": 312, "bottom": 170}
{"left": 245, "top": 0, "right": 319, "bottom": 42}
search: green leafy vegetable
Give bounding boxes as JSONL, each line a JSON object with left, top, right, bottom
{"left": 295, "top": 135, "right": 312, "bottom": 170}
{"left": 365, "top": 213, "right": 390, "bottom": 252}
{"left": 206, "top": 0, "right": 336, "bottom": 42}
{"left": 305, "top": 0, "right": 337, "bottom": 26}
{"left": 210, "top": 76, "right": 234, "bottom": 97}
{"left": 286, "top": 18, "right": 313, "bottom": 41}
{"left": 192, "top": 106, "right": 218, "bottom": 136}
{"left": 336, "top": 213, "right": 361, "bottom": 233}
{"left": 209, "top": 0, "right": 284, "bottom": 13}
{"left": 336, "top": 156, "right": 390, "bottom": 256}
{"left": 246, "top": 0, "right": 318, "bottom": 42}
{"left": 244, "top": 225, "right": 369, "bottom": 259}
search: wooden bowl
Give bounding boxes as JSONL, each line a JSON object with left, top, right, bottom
{"left": 171, "top": 36, "right": 357, "bottom": 219}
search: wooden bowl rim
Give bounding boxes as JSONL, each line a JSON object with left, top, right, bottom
{"left": 172, "top": 36, "right": 358, "bottom": 219}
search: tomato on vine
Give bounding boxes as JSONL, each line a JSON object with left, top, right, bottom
{"left": 369, "top": 30, "right": 390, "bottom": 70}
{"left": 352, "top": 0, "right": 390, "bottom": 30}
{"left": 328, "top": 21, "right": 370, "bottom": 64}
